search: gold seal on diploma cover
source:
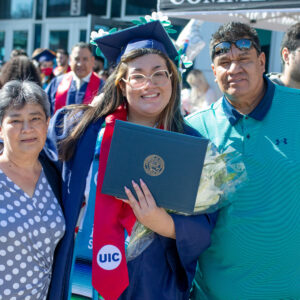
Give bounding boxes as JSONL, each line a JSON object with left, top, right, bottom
{"left": 143, "top": 154, "right": 165, "bottom": 176}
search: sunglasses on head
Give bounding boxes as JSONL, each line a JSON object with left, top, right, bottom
{"left": 212, "top": 38, "right": 260, "bottom": 59}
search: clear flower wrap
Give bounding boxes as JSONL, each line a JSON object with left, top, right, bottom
{"left": 193, "top": 142, "right": 247, "bottom": 213}
{"left": 126, "top": 143, "right": 247, "bottom": 261}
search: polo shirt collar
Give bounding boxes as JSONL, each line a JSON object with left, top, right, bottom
{"left": 222, "top": 75, "right": 275, "bottom": 125}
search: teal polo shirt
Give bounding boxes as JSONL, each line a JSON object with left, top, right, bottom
{"left": 186, "top": 78, "right": 300, "bottom": 299}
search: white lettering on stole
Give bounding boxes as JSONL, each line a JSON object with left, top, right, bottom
{"left": 88, "top": 227, "right": 93, "bottom": 250}
{"left": 97, "top": 245, "right": 122, "bottom": 270}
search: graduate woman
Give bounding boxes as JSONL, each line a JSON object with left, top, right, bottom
{"left": 46, "top": 20, "right": 217, "bottom": 300}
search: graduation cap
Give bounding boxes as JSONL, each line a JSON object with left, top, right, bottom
{"left": 32, "top": 49, "right": 56, "bottom": 63}
{"left": 93, "top": 21, "right": 178, "bottom": 65}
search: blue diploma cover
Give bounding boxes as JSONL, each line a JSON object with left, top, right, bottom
{"left": 102, "top": 120, "right": 208, "bottom": 213}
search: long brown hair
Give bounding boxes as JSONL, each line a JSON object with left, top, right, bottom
{"left": 0, "top": 56, "right": 42, "bottom": 88}
{"left": 60, "top": 48, "right": 184, "bottom": 161}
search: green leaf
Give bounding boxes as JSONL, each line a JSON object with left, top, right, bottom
{"left": 90, "top": 41, "right": 97, "bottom": 46}
{"left": 139, "top": 16, "right": 147, "bottom": 24}
{"left": 166, "top": 29, "right": 177, "bottom": 34}
{"left": 96, "top": 47, "right": 102, "bottom": 56}
{"left": 177, "top": 48, "right": 183, "bottom": 55}
{"left": 183, "top": 62, "right": 193, "bottom": 68}
{"left": 131, "top": 20, "right": 142, "bottom": 25}
{"left": 109, "top": 28, "right": 117, "bottom": 33}
{"left": 161, "top": 20, "right": 171, "bottom": 25}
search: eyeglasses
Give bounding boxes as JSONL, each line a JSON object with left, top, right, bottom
{"left": 212, "top": 39, "right": 260, "bottom": 59}
{"left": 122, "top": 70, "right": 172, "bottom": 90}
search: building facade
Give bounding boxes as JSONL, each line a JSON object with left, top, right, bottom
{"left": 0, "top": 0, "right": 158, "bottom": 61}
{"left": 0, "top": 0, "right": 284, "bottom": 96}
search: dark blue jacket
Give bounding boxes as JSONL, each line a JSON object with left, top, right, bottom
{"left": 46, "top": 108, "right": 217, "bottom": 300}
{"left": 46, "top": 74, "right": 105, "bottom": 115}
{"left": 39, "top": 149, "right": 62, "bottom": 206}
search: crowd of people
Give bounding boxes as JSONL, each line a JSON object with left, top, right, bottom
{"left": 0, "top": 43, "right": 110, "bottom": 115}
{"left": 0, "top": 14, "right": 300, "bottom": 300}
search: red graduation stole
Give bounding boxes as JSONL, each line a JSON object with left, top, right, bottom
{"left": 92, "top": 105, "right": 136, "bottom": 300}
{"left": 54, "top": 72, "right": 101, "bottom": 113}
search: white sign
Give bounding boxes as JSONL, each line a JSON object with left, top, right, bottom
{"left": 169, "top": 0, "right": 276, "bottom": 6}
{"left": 70, "top": 0, "right": 81, "bottom": 16}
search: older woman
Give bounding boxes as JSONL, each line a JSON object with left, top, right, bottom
{"left": 47, "top": 21, "right": 217, "bottom": 300}
{"left": 0, "top": 80, "right": 65, "bottom": 299}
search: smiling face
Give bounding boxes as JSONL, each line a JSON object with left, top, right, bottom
{"left": 119, "top": 54, "right": 172, "bottom": 126}
{"left": 70, "top": 46, "right": 95, "bottom": 79}
{"left": 212, "top": 40, "right": 265, "bottom": 104}
{"left": 0, "top": 103, "right": 49, "bottom": 159}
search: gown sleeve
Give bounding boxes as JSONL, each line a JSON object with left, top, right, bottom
{"left": 45, "top": 76, "right": 60, "bottom": 116}
{"left": 158, "top": 212, "right": 218, "bottom": 291}
{"left": 45, "top": 107, "right": 83, "bottom": 159}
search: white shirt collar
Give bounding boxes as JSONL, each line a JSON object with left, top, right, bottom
{"left": 72, "top": 71, "right": 93, "bottom": 83}
{"left": 72, "top": 71, "right": 93, "bottom": 89}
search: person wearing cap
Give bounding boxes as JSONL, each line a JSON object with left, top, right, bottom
{"left": 46, "top": 42, "right": 105, "bottom": 115}
{"left": 32, "top": 48, "right": 56, "bottom": 90}
{"left": 46, "top": 20, "right": 217, "bottom": 300}
{"left": 187, "top": 22, "right": 300, "bottom": 299}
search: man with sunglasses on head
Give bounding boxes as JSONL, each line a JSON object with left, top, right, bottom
{"left": 187, "top": 22, "right": 300, "bottom": 299}
{"left": 268, "top": 22, "right": 300, "bottom": 89}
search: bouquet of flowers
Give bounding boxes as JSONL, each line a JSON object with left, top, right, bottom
{"left": 193, "top": 143, "right": 247, "bottom": 213}
{"left": 126, "top": 142, "right": 247, "bottom": 260}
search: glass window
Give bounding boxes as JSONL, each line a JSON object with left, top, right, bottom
{"left": 36, "top": 0, "right": 43, "bottom": 20}
{"left": 111, "top": 0, "right": 121, "bottom": 18}
{"left": 0, "top": 32, "right": 5, "bottom": 62}
{"left": 0, "top": 2, "right": 10, "bottom": 19}
{"left": 49, "top": 31, "right": 69, "bottom": 52}
{"left": 47, "top": 0, "right": 71, "bottom": 17}
{"left": 34, "top": 24, "right": 42, "bottom": 50}
{"left": 79, "top": 30, "right": 87, "bottom": 42}
{"left": 0, "top": 0, "right": 33, "bottom": 19}
{"left": 125, "top": 0, "right": 156, "bottom": 15}
{"left": 13, "top": 31, "right": 28, "bottom": 51}
{"left": 86, "top": 0, "right": 107, "bottom": 16}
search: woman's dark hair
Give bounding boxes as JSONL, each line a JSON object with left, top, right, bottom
{"left": 0, "top": 80, "right": 50, "bottom": 124}
{"left": 60, "top": 48, "right": 184, "bottom": 160}
{"left": 0, "top": 56, "right": 42, "bottom": 88}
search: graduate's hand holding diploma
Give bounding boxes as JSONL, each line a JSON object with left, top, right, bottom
{"left": 124, "top": 179, "right": 176, "bottom": 239}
